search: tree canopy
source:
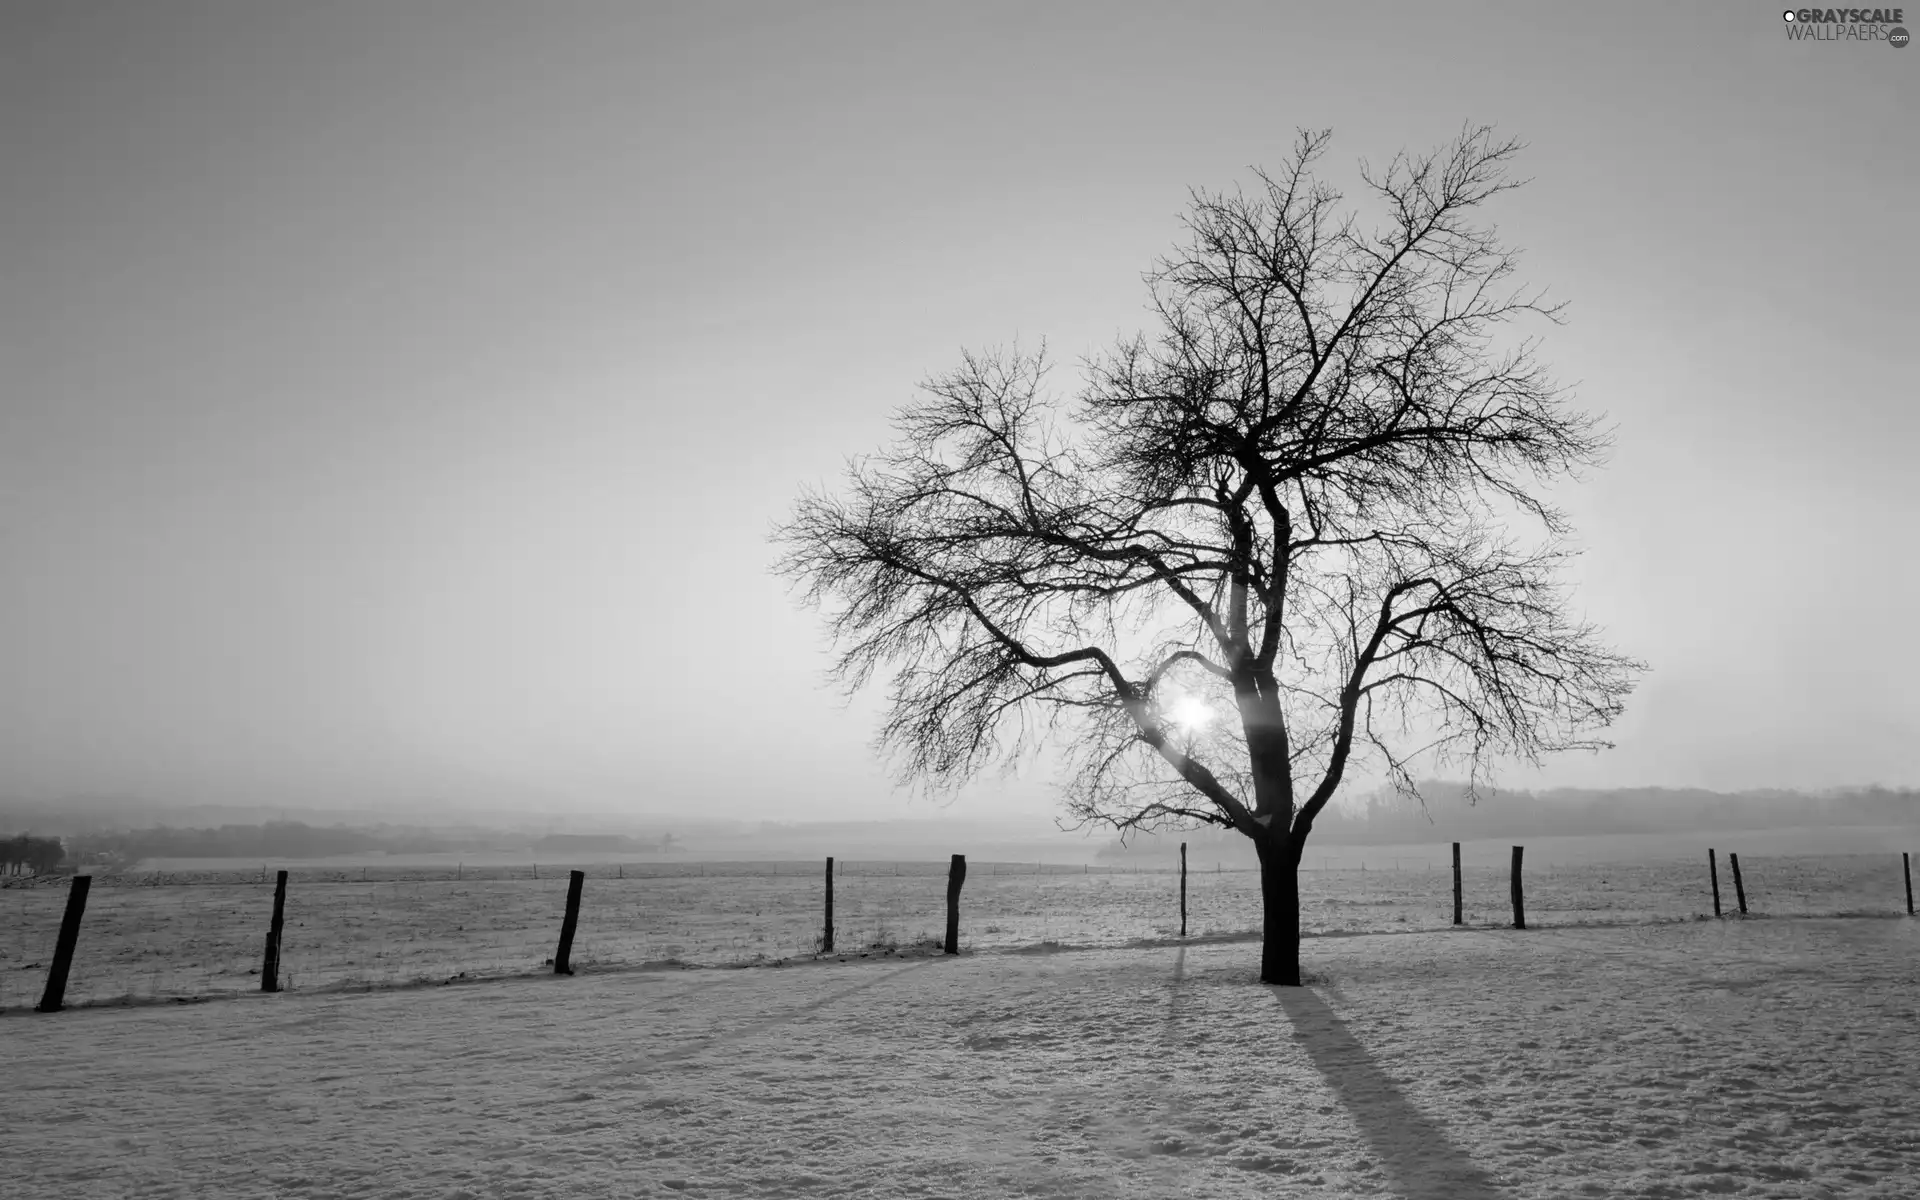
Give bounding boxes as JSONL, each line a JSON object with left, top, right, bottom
{"left": 776, "top": 125, "right": 1642, "bottom": 860}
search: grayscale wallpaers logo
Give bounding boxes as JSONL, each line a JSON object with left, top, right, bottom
{"left": 1783, "top": 7, "right": 1910, "bottom": 45}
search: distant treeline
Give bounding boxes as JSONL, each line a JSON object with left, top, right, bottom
{"left": 531, "top": 832, "right": 679, "bottom": 854}
{"left": 67, "top": 821, "right": 457, "bottom": 864}
{"left": 58, "top": 822, "right": 684, "bottom": 866}
{"left": 2, "top": 834, "right": 66, "bottom": 875}
{"left": 1339, "top": 783, "right": 1919, "bottom": 842}
{"left": 1099, "top": 784, "right": 1920, "bottom": 855}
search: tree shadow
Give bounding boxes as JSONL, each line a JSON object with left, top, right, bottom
{"left": 1164, "top": 946, "right": 1188, "bottom": 1034}
{"left": 1271, "top": 985, "right": 1507, "bottom": 1200}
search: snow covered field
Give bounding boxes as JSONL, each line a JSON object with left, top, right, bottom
{"left": 2, "top": 849, "right": 1912, "bottom": 1009}
{"left": 3, "top": 915, "right": 1915, "bottom": 1198}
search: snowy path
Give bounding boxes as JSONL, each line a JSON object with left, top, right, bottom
{"left": 5, "top": 917, "right": 1916, "bottom": 1198}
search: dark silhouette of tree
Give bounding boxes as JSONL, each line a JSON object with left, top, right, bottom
{"left": 1, "top": 834, "right": 65, "bottom": 875}
{"left": 774, "top": 126, "right": 1643, "bottom": 985}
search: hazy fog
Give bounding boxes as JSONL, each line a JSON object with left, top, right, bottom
{"left": 3, "top": 3, "right": 1913, "bottom": 821}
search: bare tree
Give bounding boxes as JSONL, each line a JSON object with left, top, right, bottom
{"left": 774, "top": 126, "right": 1643, "bottom": 985}
{"left": 1, "top": 834, "right": 65, "bottom": 876}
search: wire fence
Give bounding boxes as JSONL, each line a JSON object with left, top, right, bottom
{"left": 2, "top": 848, "right": 1912, "bottom": 1012}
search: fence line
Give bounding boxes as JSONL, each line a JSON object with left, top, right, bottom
{"left": 6, "top": 844, "right": 1914, "bottom": 1013}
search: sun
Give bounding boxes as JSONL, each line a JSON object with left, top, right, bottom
{"left": 1166, "top": 694, "right": 1214, "bottom": 733}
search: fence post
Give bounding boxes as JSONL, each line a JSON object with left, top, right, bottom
{"left": 554, "top": 870, "right": 585, "bottom": 975}
{"left": 36, "top": 875, "right": 92, "bottom": 1013}
{"left": 1510, "top": 846, "right": 1526, "bottom": 930}
{"left": 1452, "top": 842, "right": 1463, "bottom": 926}
{"left": 823, "top": 856, "right": 835, "bottom": 952}
{"left": 1708, "top": 849, "right": 1721, "bottom": 917}
{"left": 944, "top": 854, "right": 967, "bottom": 954}
{"left": 1167, "top": 840, "right": 1182, "bottom": 936}
{"left": 1903, "top": 851, "right": 1912, "bottom": 916}
{"left": 262, "top": 869, "right": 289, "bottom": 992}
{"left": 1728, "top": 852, "right": 1747, "bottom": 914}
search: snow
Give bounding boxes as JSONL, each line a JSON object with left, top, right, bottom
{"left": 4, "top": 915, "right": 1916, "bottom": 1198}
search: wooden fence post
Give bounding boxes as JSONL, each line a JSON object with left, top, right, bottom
{"left": 1903, "top": 851, "right": 1912, "bottom": 916}
{"left": 262, "top": 869, "right": 289, "bottom": 992}
{"left": 823, "top": 856, "right": 835, "bottom": 952}
{"left": 554, "top": 870, "right": 584, "bottom": 975}
{"left": 1708, "top": 849, "right": 1721, "bottom": 917}
{"left": 36, "top": 875, "right": 92, "bottom": 1013}
{"left": 1167, "top": 840, "right": 1182, "bottom": 936}
{"left": 1510, "top": 846, "right": 1526, "bottom": 930}
{"left": 944, "top": 854, "right": 966, "bottom": 954}
{"left": 1728, "top": 852, "right": 1747, "bottom": 914}
{"left": 1452, "top": 842, "right": 1463, "bottom": 926}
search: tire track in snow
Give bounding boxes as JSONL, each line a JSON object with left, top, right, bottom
{"left": 575, "top": 958, "right": 942, "bottom": 1084}
{"left": 89, "top": 967, "right": 745, "bottom": 1059}
{"left": 966, "top": 947, "right": 1208, "bottom": 1195}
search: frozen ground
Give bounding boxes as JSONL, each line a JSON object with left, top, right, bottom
{"left": 4, "top": 915, "right": 1916, "bottom": 1198}
{"left": 3, "top": 850, "right": 1913, "bottom": 1008}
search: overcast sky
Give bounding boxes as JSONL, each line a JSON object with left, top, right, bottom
{"left": 3, "top": 1, "right": 1914, "bottom": 820}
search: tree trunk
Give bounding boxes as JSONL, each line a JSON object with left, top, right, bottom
{"left": 1256, "top": 831, "right": 1302, "bottom": 986}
